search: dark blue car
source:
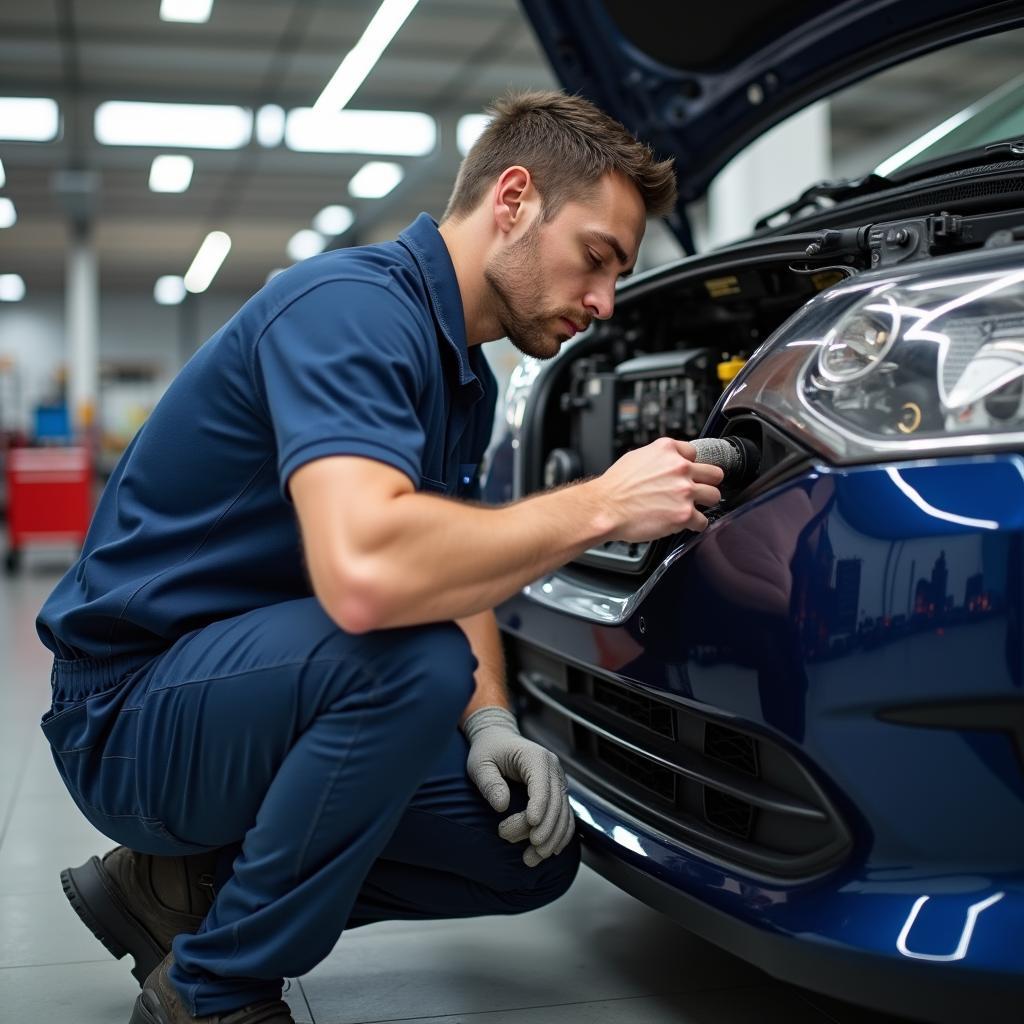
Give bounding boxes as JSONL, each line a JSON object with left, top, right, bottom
{"left": 483, "top": 2, "right": 1024, "bottom": 1019}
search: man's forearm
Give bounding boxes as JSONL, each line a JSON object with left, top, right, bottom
{"left": 345, "top": 479, "right": 613, "bottom": 630}
{"left": 456, "top": 608, "right": 510, "bottom": 724}
{"left": 298, "top": 438, "right": 720, "bottom": 636}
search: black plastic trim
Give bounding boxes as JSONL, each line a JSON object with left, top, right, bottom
{"left": 764, "top": 166, "right": 1024, "bottom": 237}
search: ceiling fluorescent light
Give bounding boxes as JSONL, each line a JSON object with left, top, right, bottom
{"left": 313, "top": 0, "right": 420, "bottom": 113}
{"left": 256, "top": 105, "right": 286, "bottom": 148}
{"left": 457, "top": 114, "right": 490, "bottom": 157}
{"left": 154, "top": 275, "right": 187, "bottom": 305}
{"left": 0, "top": 98, "right": 60, "bottom": 142}
{"left": 149, "top": 154, "right": 194, "bottom": 193}
{"left": 0, "top": 158, "right": 5, "bottom": 188}
{"left": 348, "top": 161, "right": 403, "bottom": 199}
{"left": 0, "top": 274, "right": 25, "bottom": 302}
{"left": 184, "top": 231, "right": 231, "bottom": 293}
{"left": 160, "top": 0, "right": 214, "bottom": 22}
{"left": 287, "top": 229, "right": 327, "bottom": 262}
{"left": 313, "top": 205, "right": 354, "bottom": 236}
{"left": 285, "top": 109, "right": 434, "bottom": 156}
{"left": 95, "top": 101, "right": 251, "bottom": 149}
{"left": 0, "top": 198, "right": 16, "bottom": 229}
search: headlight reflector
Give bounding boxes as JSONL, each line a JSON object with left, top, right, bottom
{"left": 816, "top": 293, "right": 900, "bottom": 385}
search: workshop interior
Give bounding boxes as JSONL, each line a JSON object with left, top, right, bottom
{"left": 1, "top": 2, "right": 1022, "bottom": 1022}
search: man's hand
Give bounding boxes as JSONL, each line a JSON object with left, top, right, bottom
{"left": 462, "top": 706, "right": 574, "bottom": 867}
{"left": 593, "top": 437, "right": 724, "bottom": 542}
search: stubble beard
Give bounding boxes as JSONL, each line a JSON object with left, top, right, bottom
{"left": 483, "top": 222, "right": 566, "bottom": 360}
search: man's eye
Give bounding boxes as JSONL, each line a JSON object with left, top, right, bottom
{"left": 587, "top": 250, "right": 603, "bottom": 269}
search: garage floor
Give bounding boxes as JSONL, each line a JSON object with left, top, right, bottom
{"left": 1, "top": 566, "right": 912, "bottom": 1024}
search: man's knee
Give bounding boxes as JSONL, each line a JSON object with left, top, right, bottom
{"left": 397, "top": 620, "right": 476, "bottom": 717}
{"left": 315, "top": 618, "right": 475, "bottom": 720}
{"left": 494, "top": 833, "right": 582, "bottom": 914}
{"left": 338, "top": 619, "right": 475, "bottom": 726}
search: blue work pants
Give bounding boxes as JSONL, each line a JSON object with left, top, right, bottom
{"left": 41, "top": 597, "right": 580, "bottom": 1015}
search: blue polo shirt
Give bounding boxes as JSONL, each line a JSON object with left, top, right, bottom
{"left": 37, "top": 213, "right": 497, "bottom": 666}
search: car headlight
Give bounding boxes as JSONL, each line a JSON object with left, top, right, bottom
{"left": 722, "top": 247, "right": 1024, "bottom": 461}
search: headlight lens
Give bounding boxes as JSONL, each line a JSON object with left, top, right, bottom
{"left": 723, "top": 251, "right": 1024, "bottom": 461}
{"left": 816, "top": 293, "right": 901, "bottom": 385}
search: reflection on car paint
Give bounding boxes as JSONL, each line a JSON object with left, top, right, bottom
{"left": 897, "top": 892, "right": 1005, "bottom": 961}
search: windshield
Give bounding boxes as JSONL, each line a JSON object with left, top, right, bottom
{"left": 876, "top": 73, "right": 1024, "bottom": 177}
{"left": 696, "top": 26, "right": 1024, "bottom": 244}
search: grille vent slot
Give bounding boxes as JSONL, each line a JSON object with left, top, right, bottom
{"left": 596, "top": 738, "right": 676, "bottom": 802}
{"left": 704, "top": 722, "right": 758, "bottom": 776}
{"left": 594, "top": 678, "right": 676, "bottom": 739}
{"left": 703, "top": 790, "right": 756, "bottom": 840}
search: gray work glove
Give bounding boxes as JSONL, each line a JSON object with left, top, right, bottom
{"left": 463, "top": 706, "right": 575, "bottom": 867}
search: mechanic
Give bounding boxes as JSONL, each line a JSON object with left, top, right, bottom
{"left": 36, "top": 90, "right": 724, "bottom": 1024}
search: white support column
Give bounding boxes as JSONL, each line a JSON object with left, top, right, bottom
{"left": 707, "top": 101, "right": 831, "bottom": 249}
{"left": 66, "top": 225, "right": 99, "bottom": 439}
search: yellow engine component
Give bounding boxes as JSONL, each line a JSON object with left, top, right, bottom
{"left": 717, "top": 356, "right": 746, "bottom": 389}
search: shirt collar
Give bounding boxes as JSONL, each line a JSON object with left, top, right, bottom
{"left": 398, "top": 212, "right": 478, "bottom": 389}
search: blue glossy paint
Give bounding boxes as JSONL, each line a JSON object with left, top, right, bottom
{"left": 485, "top": 447, "right": 1024, "bottom": 999}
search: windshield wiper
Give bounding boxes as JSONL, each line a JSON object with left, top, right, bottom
{"left": 754, "top": 173, "right": 892, "bottom": 231}
{"left": 885, "top": 138, "right": 1024, "bottom": 183}
{"left": 985, "top": 138, "right": 1024, "bottom": 156}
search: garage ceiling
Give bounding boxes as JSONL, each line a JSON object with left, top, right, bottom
{"left": 1, "top": 1, "right": 1024, "bottom": 297}
{"left": 0, "top": 0, "right": 557, "bottom": 294}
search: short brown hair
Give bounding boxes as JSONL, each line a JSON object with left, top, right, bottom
{"left": 442, "top": 90, "right": 677, "bottom": 222}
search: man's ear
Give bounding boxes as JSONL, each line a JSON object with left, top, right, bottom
{"left": 492, "top": 166, "right": 537, "bottom": 235}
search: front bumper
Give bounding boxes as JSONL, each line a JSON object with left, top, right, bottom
{"left": 575, "top": 776, "right": 1020, "bottom": 1023}
{"left": 496, "top": 454, "right": 1024, "bottom": 1021}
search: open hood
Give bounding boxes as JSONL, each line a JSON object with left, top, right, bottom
{"left": 520, "top": 0, "right": 1024, "bottom": 251}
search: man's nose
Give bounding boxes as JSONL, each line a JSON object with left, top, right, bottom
{"left": 583, "top": 282, "right": 615, "bottom": 321}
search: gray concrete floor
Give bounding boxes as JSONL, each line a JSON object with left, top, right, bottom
{"left": 0, "top": 563, "right": 912, "bottom": 1023}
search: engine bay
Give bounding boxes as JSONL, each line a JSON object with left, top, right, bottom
{"left": 530, "top": 261, "right": 842, "bottom": 474}
{"left": 520, "top": 254, "right": 842, "bottom": 574}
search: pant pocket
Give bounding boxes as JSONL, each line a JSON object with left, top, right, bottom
{"left": 40, "top": 688, "right": 142, "bottom": 820}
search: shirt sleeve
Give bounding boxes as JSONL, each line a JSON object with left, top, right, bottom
{"left": 254, "top": 279, "right": 430, "bottom": 498}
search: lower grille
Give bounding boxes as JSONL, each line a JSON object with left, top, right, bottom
{"left": 507, "top": 638, "right": 851, "bottom": 880}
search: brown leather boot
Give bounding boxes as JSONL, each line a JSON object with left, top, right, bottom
{"left": 61, "top": 846, "right": 219, "bottom": 985}
{"left": 130, "top": 953, "right": 295, "bottom": 1024}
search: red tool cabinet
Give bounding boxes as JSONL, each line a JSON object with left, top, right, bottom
{"left": 5, "top": 446, "right": 92, "bottom": 572}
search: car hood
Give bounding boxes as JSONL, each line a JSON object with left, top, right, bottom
{"left": 520, "top": 0, "right": 1024, "bottom": 248}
